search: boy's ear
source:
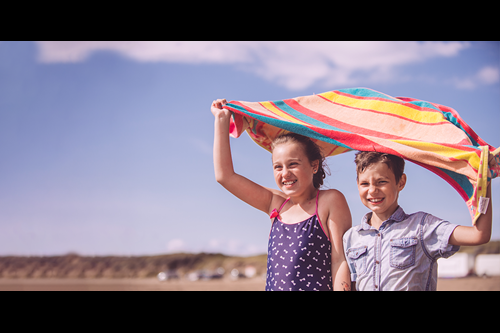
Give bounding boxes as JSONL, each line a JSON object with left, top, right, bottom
{"left": 398, "top": 173, "right": 407, "bottom": 191}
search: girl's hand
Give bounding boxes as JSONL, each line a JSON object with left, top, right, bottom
{"left": 211, "top": 97, "right": 277, "bottom": 216}
{"left": 211, "top": 99, "right": 231, "bottom": 118}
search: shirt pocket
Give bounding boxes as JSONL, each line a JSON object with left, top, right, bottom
{"left": 347, "top": 246, "right": 368, "bottom": 276}
{"left": 390, "top": 237, "right": 418, "bottom": 269}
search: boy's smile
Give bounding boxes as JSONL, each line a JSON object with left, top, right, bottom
{"left": 357, "top": 162, "right": 406, "bottom": 227}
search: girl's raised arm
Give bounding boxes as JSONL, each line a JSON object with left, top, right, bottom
{"left": 212, "top": 99, "right": 283, "bottom": 215}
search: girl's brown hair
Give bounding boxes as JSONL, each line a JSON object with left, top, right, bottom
{"left": 271, "top": 132, "right": 328, "bottom": 189}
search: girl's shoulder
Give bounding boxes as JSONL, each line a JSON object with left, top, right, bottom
{"left": 318, "top": 188, "right": 347, "bottom": 202}
{"left": 318, "top": 189, "right": 350, "bottom": 216}
{"left": 265, "top": 187, "right": 288, "bottom": 214}
{"left": 317, "top": 189, "right": 351, "bottom": 238}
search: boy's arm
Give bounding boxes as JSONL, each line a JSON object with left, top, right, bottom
{"left": 449, "top": 182, "right": 492, "bottom": 246}
{"left": 212, "top": 99, "right": 281, "bottom": 215}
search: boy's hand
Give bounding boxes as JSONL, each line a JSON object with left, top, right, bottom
{"left": 488, "top": 151, "right": 500, "bottom": 180}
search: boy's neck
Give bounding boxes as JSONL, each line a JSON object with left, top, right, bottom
{"left": 368, "top": 206, "right": 400, "bottom": 230}
{"left": 368, "top": 214, "right": 384, "bottom": 230}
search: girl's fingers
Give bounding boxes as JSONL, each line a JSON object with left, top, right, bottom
{"left": 212, "top": 99, "right": 227, "bottom": 109}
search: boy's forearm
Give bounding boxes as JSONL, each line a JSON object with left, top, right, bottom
{"left": 449, "top": 183, "right": 492, "bottom": 246}
{"left": 474, "top": 183, "right": 493, "bottom": 243}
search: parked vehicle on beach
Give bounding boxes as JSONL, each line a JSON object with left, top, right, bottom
{"left": 475, "top": 254, "right": 500, "bottom": 277}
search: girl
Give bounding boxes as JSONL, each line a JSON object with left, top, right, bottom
{"left": 211, "top": 99, "right": 352, "bottom": 291}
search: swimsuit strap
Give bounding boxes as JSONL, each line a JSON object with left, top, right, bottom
{"left": 269, "top": 197, "right": 290, "bottom": 220}
{"left": 315, "top": 190, "right": 330, "bottom": 242}
{"left": 315, "top": 190, "right": 320, "bottom": 216}
{"left": 277, "top": 197, "right": 291, "bottom": 213}
{"left": 270, "top": 190, "right": 320, "bottom": 220}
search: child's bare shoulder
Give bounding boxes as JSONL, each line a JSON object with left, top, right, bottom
{"left": 319, "top": 189, "right": 351, "bottom": 231}
{"left": 320, "top": 188, "right": 347, "bottom": 201}
{"left": 319, "top": 189, "right": 350, "bottom": 215}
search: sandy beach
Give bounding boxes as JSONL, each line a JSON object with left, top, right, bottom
{"left": 1, "top": 276, "right": 499, "bottom": 291}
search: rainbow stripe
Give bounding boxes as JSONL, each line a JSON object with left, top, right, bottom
{"left": 225, "top": 88, "right": 499, "bottom": 224}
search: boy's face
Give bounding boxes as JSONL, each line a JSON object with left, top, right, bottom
{"left": 357, "top": 161, "right": 406, "bottom": 221}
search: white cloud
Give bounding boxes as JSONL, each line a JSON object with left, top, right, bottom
{"left": 206, "top": 238, "right": 240, "bottom": 253}
{"left": 477, "top": 66, "right": 500, "bottom": 85}
{"left": 208, "top": 238, "right": 221, "bottom": 249}
{"left": 34, "top": 41, "right": 472, "bottom": 90}
{"left": 166, "top": 238, "right": 186, "bottom": 252}
{"left": 206, "top": 238, "right": 265, "bottom": 256}
{"left": 452, "top": 65, "right": 500, "bottom": 90}
{"left": 35, "top": 41, "right": 252, "bottom": 64}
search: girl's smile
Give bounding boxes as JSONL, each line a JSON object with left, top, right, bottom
{"left": 282, "top": 179, "right": 297, "bottom": 187}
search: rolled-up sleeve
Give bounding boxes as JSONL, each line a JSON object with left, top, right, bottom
{"left": 421, "top": 214, "right": 460, "bottom": 259}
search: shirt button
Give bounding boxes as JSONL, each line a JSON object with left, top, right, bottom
{"left": 376, "top": 261, "right": 380, "bottom": 265}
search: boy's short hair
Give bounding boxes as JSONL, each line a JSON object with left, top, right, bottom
{"left": 354, "top": 151, "right": 405, "bottom": 183}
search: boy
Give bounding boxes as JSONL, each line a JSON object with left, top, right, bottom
{"left": 343, "top": 151, "right": 493, "bottom": 291}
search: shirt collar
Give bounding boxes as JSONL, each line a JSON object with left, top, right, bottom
{"left": 360, "top": 206, "right": 407, "bottom": 231}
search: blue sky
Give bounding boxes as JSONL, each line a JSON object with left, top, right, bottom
{"left": 0, "top": 41, "right": 498, "bottom": 256}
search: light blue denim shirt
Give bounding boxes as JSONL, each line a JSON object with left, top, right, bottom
{"left": 343, "top": 206, "right": 460, "bottom": 291}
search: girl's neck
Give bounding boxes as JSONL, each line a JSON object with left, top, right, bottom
{"left": 288, "top": 187, "right": 318, "bottom": 207}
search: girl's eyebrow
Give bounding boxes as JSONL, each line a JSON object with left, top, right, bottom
{"left": 273, "top": 157, "right": 302, "bottom": 165}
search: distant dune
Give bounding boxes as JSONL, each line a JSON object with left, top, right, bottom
{"left": 1, "top": 241, "right": 498, "bottom": 279}
{"left": 0, "top": 252, "right": 267, "bottom": 279}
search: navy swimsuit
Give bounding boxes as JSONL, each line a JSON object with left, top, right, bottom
{"left": 266, "top": 192, "right": 333, "bottom": 291}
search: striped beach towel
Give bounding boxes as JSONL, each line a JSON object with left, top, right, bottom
{"left": 224, "top": 88, "right": 499, "bottom": 224}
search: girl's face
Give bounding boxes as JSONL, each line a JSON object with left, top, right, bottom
{"left": 272, "top": 141, "right": 318, "bottom": 196}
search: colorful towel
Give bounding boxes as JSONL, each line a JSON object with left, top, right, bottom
{"left": 224, "top": 88, "right": 499, "bottom": 224}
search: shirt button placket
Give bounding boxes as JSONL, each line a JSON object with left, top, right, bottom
{"left": 374, "top": 232, "right": 381, "bottom": 291}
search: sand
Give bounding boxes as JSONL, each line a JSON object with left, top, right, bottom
{"left": 1, "top": 276, "right": 499, "bottom": 291}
